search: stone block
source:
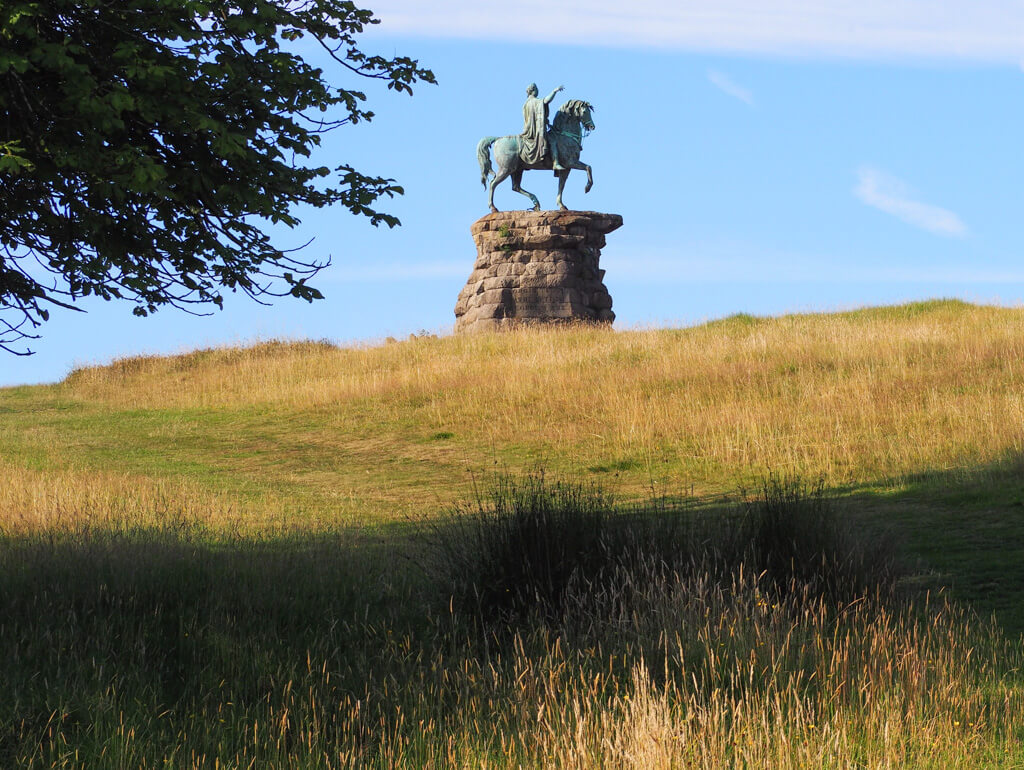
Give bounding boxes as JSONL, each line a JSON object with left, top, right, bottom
{"left": 474, "top": 304, "right": 507, "bottom": 320}
{"left": 477, "top": 287, "right": 515, "bottom": 306}
{"left": 481, "top": 275, "right": 520, "bottom": 291}
{"left": 519, "top": 274, "right": 579, "bottom": 289}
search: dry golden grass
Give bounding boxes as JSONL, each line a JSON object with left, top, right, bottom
{"left": 518, "top": 590, "right": 1023, "bottom": 769}
{"left": 0, "top": 457, "right": 298, "bottom": 536}
{"left": 58, "top": 300, "right": 1024, "bottom": 495}
{"left": 12, "top": 560, "right": 1015, "bottom": 768}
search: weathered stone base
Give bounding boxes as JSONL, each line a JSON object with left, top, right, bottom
{"left": 454, "top": 210, "right": 622, "bottom": 332}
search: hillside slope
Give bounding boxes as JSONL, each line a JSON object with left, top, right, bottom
{"left": 2, "top": 299, "right": 1024, "bottom": 620}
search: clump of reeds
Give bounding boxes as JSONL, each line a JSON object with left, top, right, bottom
{"left": 427, "top": 473, "right": 898, "bottom": 632}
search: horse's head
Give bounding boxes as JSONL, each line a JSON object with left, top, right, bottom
{"left": 556, "top": 100, "right": 595, "bottom": 135}
{"left": 580, "top": 102, "right": 595, "bottom": 133}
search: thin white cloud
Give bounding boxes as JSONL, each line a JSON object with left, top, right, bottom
{"left": 854, "top": 167, "right": 967, "bottom": 237}
{"left": 369, "top": 1, "right": 1024, "bottom": 63}
{"left": 707, "top": 70, "right": 754, "bottom": 105}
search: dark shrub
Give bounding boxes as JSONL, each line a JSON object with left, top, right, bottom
{"left": 427, "top": 473, "right": 899, "bottom": 631}
{"left": 427, "top": 475, "right": 619, "bottom": 626}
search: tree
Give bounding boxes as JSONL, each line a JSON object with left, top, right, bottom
{"left": 0, "top": 0, "right": 434, "bottom": 354}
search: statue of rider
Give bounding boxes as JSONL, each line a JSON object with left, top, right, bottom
{"left": 520, "top": 83, "right": 565, "bottom": 170}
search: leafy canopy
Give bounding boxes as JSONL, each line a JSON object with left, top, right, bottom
{"left": 0, "top": 0, "right": 435, "bottom": 354}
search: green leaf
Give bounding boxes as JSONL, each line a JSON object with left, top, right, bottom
{"left": 0, "top": 0, "right": 435, "bottom": 355}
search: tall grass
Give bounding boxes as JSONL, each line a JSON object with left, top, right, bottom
{"left": 1, "top": 475, "right": 1019, "bottom": 767}
{"left": 0, "top": 458, "right": 294, "bottom": 536}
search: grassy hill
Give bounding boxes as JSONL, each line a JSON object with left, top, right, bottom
{"left": 2, "top": 299, "right": 1024, "bottom": 766}
{"left": 4, "top": 298, "right": 1024, "bottom": 613}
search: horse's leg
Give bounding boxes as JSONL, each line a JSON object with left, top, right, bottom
{"left": 487, "top": 137, "right": 523, "bottom": 213}
{"left": 555, "top": 169, "right": 570, "bottom": 211}
{"left": 488, "top": 163, "right": 512, "bottom": 213}
{"left": 572, "top": 161, "right": 593, "bottom": 194}
{"left": 511, "top": 168, "right": 540, "bottom": 211}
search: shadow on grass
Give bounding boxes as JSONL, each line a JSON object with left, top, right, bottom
{"left": 836, "top": 449, "right": 1024, "bottom": 635}
{"left": 0, "top": 528, "right": 430, "bottom": 764}
{"left": 2, "top": 458, "right": 1024, "bottom": 765}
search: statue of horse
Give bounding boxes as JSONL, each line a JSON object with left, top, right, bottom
{"left": 477, "top": 99, "right": 595, "bottom": 213}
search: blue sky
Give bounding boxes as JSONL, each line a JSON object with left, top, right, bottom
{"left": 3, "top": 1, "right": 1024, "bottom": 386}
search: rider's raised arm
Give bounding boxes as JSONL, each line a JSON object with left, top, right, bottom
{"left": 543, "top": 85, "right": 565, "bottom": 105}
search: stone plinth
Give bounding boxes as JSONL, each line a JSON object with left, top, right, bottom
{"left": 454, "top": 210, "right": 622, "bottom": 332}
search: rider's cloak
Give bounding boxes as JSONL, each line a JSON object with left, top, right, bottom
{"left": 520, "top": 94, "right": 549, "bottom": 166}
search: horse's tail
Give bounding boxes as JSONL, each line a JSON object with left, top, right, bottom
{"left": 477, "top": 136, "right": 498, "bottom": 186}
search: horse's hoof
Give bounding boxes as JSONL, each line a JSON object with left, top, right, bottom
{"left": 489, "top": 206, "right": 499, "bottom": 214}
{"left": 532, "top": 205, "right": 540, "bottom": 212}
{"left": 558, "top": 204, "right": 568, "bottom": 212}
{"left": 585, "top": 183, "right": 593, "bottom": 193}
